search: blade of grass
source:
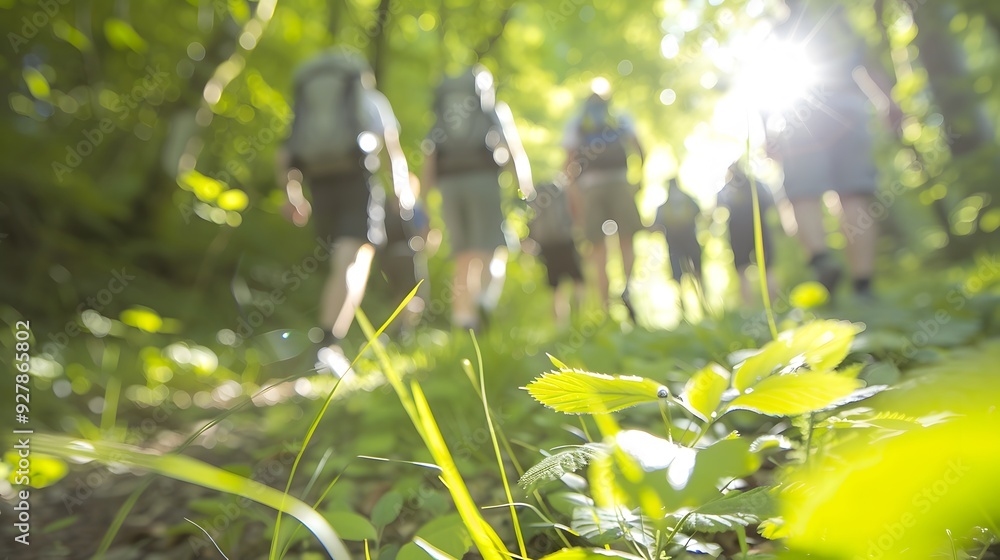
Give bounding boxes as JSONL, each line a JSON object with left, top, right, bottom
{"left": 745, "top": 131, "right": 778, "bottom": 340}
{"left": 270, "top": 283, "right": 421, "bottom": 560}
{"left": 471, "top": 333, "right": 527, "bottom": 559}
{"left": 94, "top": 367, "right": 315, "bottom": 558}
{"left": 100, "top": 377, "right": 121, "bottom": 436}
{"left": 34, "top": 433, "right": 350, "bottom": 559}
{"left": 356, "top": 308, "right": 510, "bottom": 560}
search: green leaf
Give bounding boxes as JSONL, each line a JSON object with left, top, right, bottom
{"left": 371, "top": 491, "right": 404, "bottom": 528}
{"left": 103, "top": 18, "right": 148, "bottom": 53}
{"left": 519, "top": 445, "right": 606, "bottom": 491}
{"left": 524, "top": 370, "right": 668, "bottom": 414}
{"left": 728, "top": 372, "right": 863, "bottom": 417}
{"left": 733, "top": 321, "right": 862, "bottom": 391}
{"left": 571, "top": 506, "right": 655, "bottom": 547}
{"left": 217, "top": 189, "right": 249, "bottom": 211}
{"left": 669, "top": 487, "right": 778, "bottom": 533}
{"left": 681, "top": 364, "right": 730, "bottom": 421}
{"left": 397, "top": 514, "right": 473, "bottom": 560}
{"left": 674, "top": 438, "right": 760, "bottom": 509}
{"left": 547, "top": 492, "right": 595, "bottom": 516}
{"left": 547, "top": 353, "right": 570, "bottom": 370}
{"left": 538, "top": 548, "right": 645, "bottom": 560}
{"left": 327, "top": 511, "right": 377, "bottom": 541}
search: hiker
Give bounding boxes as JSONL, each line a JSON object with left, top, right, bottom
{"left": 277, "top": 48, "right": 411, "bottom": 375}
{"left": 717, "top": 163, "right": 778, "bottom": 305}
{"left": 653, "top": 178, "right": 703, "bottom": 301}
{"left": 764, "top": 1, "right": 902, "bottom": 299}
{"left": 562, "top": 82, "right": 645, "bottom": 319}
{"left": 378, "top": 172, "right": 430, "bottom": 338}
{"left": 421, "top": 65, "right": 534, "bottom": 331}
{"left": 527, "top": 181, "right": 585, "bottom": 326}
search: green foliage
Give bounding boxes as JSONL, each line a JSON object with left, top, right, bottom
{"left": 524, "top": 370, "right": 668, "bottom": 414}
{"left": 518, "top": 444, "right": 606, "bottom": 492}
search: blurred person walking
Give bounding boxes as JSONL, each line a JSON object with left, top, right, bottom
{"left": 717, "top": 163, "right": 778, "bottom": 305}
{"left": 562, "top": 83, "right": 645, "bottom": 319}
{"left": 527, "top": 180, "right": 585, "bottom": 326}
{"left": 422, "top": 65, "right": 534, "bottom": 331}
{"left": 653, "top": 178, "right": 704, "bottom": 310}
{"left": 765, "top": 1, "right": 901, "bottom": 299}
{"left": 277, "top": 48, "right": 412, "bottom": 375}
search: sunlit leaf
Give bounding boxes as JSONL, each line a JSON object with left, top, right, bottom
{"left": 681, "top": 364, "right": 730, "bottom": 421}
{"left": 104, "top": 18, "right": 148, "bottom": 53}
{"left": 217, "top": 189, "right": 249, "bottom": 211}
{"left": 728, "top": 372, "right": 863, "bottom": 417}
{"left": 120, "top": 306, "right": 164, "bottom": 333}
{"left": 733, "top": 321, "right": 862, "bottom": 392}
{"left": 524, "top": 370, "right": 668, "bottom": 414}
{"left": 22, "top": 68, "right": 50, "bottom": 100}
{"left": 4, "top": 452, "right": 68, "bottom": 489}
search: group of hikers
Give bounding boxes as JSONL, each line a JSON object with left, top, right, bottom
{"left": 275, "top": 0, "right": 900, "bottom": 374}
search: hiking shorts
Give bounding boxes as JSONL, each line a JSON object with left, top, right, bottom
{"left": 577, "top": 169, "right": 643, "bottom": 243}
{"left": 307, "top": 170, "right": 386, "bottom": 246}
{"left": 539, "top": 239, "right": 584, "bottom": 288}
{"left": 778, "top": 94, "right": 878, "bottom": 200}
{"left": 438, "top": 169, "right": 505, "bottom": 253}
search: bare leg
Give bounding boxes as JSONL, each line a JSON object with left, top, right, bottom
{"left": 320, "top": 238, "right": 376, "bottom": 340}
{"left": 590, "top": 240, "right": 610, "bottom": 310}
{"left": 451, "top": 251, "right": 479, "bottom": 328}
{"left": 789, "top": 198, "right": 828, "bottom": 256}
{"left": 619, "top": 233, "right": 636, "bottom": 282}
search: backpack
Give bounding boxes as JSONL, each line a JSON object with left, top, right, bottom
{"left": 577, "top": 98, "right": 629, "bottom": 171}
{"left": 287, "top": 52, "right": 369, "bottom": 178}
{"left": 529, "top": 182, "right": 574, "bottom": 245}
{"left": 432, "top": 71, "right": 499, "bottom": 175}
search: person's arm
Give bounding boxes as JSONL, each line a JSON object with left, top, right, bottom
{"left": 853, "top": 63, "right": 903, "bottom": 136}
{"left": 371, "top": 92, "right": 413, "bottom": 212}
{"left": 494, "top": 101, "right": 534, "bottom": 200}
{"left": 277, "top": 146, "right": 310, "bottom": 226}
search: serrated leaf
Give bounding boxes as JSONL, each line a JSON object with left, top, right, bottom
{"left": 571, "top": 506, "right": 655, "bottom": 546}
{"left": 681, "top": 364, "right": 730, "bottom": 421}
{"left": 525, "top": 370, "right": 668, "bottom": 414}
{"left": 548, "top": 353, "right": 570, "bottom": 370}
{"left": 728, "top": 372, "right": 863, "bottom": 417}
{"left": 371, "top": 491, "right": 404, "bottom": 528}
{"left": 519, "top": 445, "right": 606, "bottom": 491}
{"left": 538, "top": 548, "right": 645, "bottom": 560}
{"left": 668, "top": 487, "right": 777, "bottom": 534}
{"left": 733, "top": 321, "right": 862, "bottom": 391}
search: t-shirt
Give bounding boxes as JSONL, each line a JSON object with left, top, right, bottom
{"left": 529, "top": 182, "right": 575, "bottom": 245}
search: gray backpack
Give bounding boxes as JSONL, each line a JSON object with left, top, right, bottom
{"left": 529, "top": 182, "right": 575, "bottom": 245}
{"left": 432, "top": 70, "right": 499, "bottom": 175}
{"left": 287, "top": 52, "right": 369, "bottom": 177}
